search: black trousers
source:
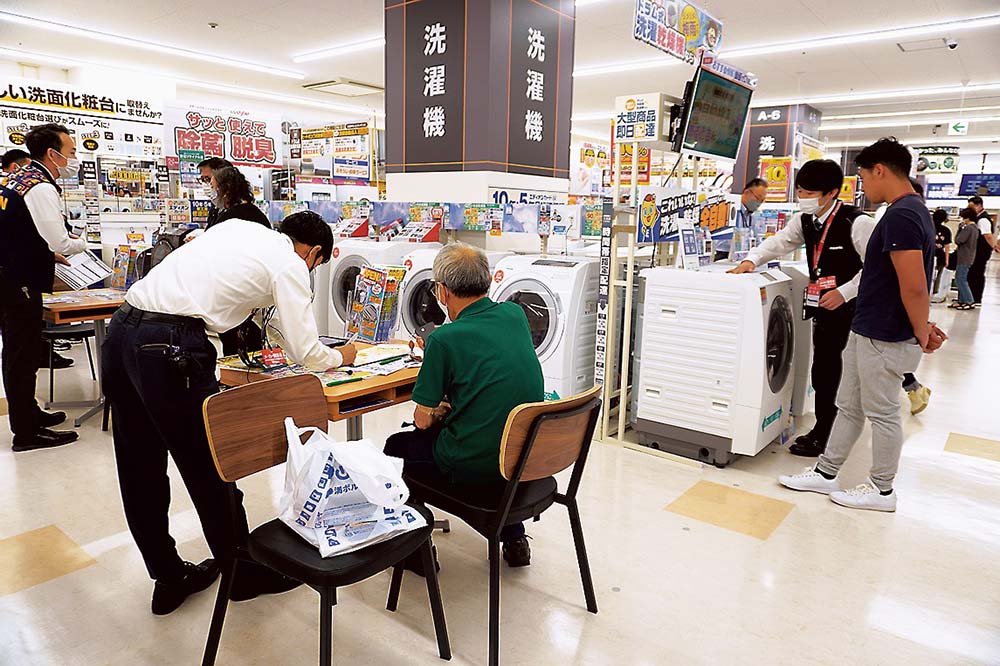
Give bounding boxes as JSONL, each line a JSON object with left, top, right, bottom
{"left": 385, "top": 426, "right": 525, "bottom": 542}
{"left": 969, "top": 243, "right": 991, "bottom": 304}
{"left": 101, "top": 308, "right": 249, "bottom": 581}
{"left": 809, "top": 302, "right": 856, "bottom": 443}
{"left": 0, "top": 278, "right": 42, "bottom": 441}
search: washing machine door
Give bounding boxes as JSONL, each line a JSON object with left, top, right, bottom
{"left": 401, "top": 269, "right": 447, "bottom": 336}
{"left": 330, "top": 255, "right": 367, "bottom": 327}
{"left": 495, "top": 278, "right": 562, "bottom": 359}
{"left": 766, "top": 294, "right": 794, "bottom": 393}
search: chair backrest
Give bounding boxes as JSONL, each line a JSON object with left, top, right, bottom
{"left": 498, "top": 385, "right": 602, "bottom": 482}
{"left": 203, "top": 375, "right": 329, "bottom": 482}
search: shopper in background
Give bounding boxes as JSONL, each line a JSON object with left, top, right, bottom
{"left": 779, "top": 137, "right": 946, "bottom": 512}
{"left": 197, "top": 156, "right": 233, "bottom": 227}
{"left": 949, "top": 207, "right": 981, "bottom": 311}
{"left": 966, "top": 196, "right": 997, "bottom": 307}
{"left": 385, "top": 243, "right": 544, "bottom": 569}
{"left": 730, "top": 160, "right": 875, "bottom": 457}
{"left": 930, "top": 208, "right": 954, "bottom": 303}
{"left": 210, "top": 166, "right": 270, "bottom": 228}
{"left": 102, "top": 212, "right": 356, "bottom": 615}
{"left": 0, "top": 123, "right": 88, "bottom": 452}
{"left": 1, "top": 148, "right": 31, "bottom": 175}
{"left": 715, "top": 178, "right": 768, "bottom": 261}
{"left": 899, "top": 178, "right": 932, "bottom": 415}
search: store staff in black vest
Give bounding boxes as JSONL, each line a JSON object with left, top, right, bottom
{"left": 730, "top": 160, "right": 876, "bottom": 457}
{"left": 966, "top": 196, "right": 998, "bottom": 307}
{"left": 196, "top": 157, "right": 233, "bottom": 228}
{"left": 0, "top": 123, "right": 88, "bottom": 452}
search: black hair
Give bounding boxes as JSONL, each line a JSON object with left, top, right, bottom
{"left": 743, "top": 177, "right": 767, "bottom": 191}
{"left": 959, "top": 207, "right": 978, "bottom": 221}
{"left": 25, "top": 123, "right": 71, "bottom": 160}
{"left": 196, "top": 157, "right": 233, "bottom": 171}
{"left": 932, "top": 209, "right": 949, "bottom": 225}
{"left": 855, "top": 137, "right": 912, "bottom": 177}
{"left": 213, "top": 166, "right": 253, "bottom": 208}
{"left": 794, "top": 159, "right": 843, "bottom": 195}
{"left": 279, "top": 210, "right": 333, "bottom": 263}
{"left": 2, "top": 148, "right": 30, "bottom": 169}
{"left": 968, "top": 196, "right": 984, "bottom": 207}
{"left": 908, "top": 177, "right": 924, "bottom": 200}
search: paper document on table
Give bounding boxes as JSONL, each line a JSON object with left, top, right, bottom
{"left": 360, "top": 358, "right": 421, "bottom": 376}
{"left": 54, "top": 250, "right": 114, "bottom": 291}
{"left": 353, "top": 344, "right": 412, "bottom": 365}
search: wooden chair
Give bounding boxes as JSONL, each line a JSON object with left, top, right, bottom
{"left": 389, "top": 385, "right": 602, "bottom": 666}
{"left": 200, "top": 374, "right": 451, "bottom": 666}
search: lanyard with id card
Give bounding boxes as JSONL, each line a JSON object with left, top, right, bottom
{"left": 804, "top": 202, "right": 842, "bottom": 312}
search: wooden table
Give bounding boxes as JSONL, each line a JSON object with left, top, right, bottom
{"left": 218, "top": 347, "right": 420, "bottom": 440}
{"left": 42, "top": 288, "right": 126, "bottom": 427}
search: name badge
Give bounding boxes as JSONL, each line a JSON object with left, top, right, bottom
{"left": 804, "top": 276, "right": 838, "bottom": 309}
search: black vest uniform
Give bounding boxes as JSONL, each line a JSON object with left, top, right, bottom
{"left": 0, "top": 163, "right": 58, "bottom": 293}
{"left": 969, "top": 212, "right": 994, "bottom": 304}
{"left": 799, "top": 203, "right": 866, "bottom": 443}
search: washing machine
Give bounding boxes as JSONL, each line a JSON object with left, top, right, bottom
{"left": 779, "top": 261, "right": 815, "bottom": 417}
{"left": 633, "top": 265, "right": 795, "bottom": 466}
{"left": 490, "top": 255, "right": 599, "bottom": 401}
{"left": 396, "top": 248, "right": 513, "bottom": 338}
{"left": 326, "top": 240, "right": 439, "bottom": 337}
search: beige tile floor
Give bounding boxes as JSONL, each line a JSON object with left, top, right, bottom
{"left": 1, "top": 263, "right": 999, "bottom": 665}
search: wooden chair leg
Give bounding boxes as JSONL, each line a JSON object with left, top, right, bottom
{"left": 319, "top": 587, "right": 337, "bottom": 666}
{"left": 488, "top": 538, "right": 501, "bottom": 666}
{"left": 84, "top": 338, "right": 96, "bottom": 381}
{"left": 566, "top": 498, "right": 598, "bottom": 614}
{"left": 386, "top": 564, "right": 404, "bottom": 612}
{"left": 201, "top": 559, "right": 237, "bottom": 666}
{"left": 421, "top": 539, "right": 451, "bottom": 660}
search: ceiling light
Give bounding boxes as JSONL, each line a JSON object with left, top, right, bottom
{"left": 0, "top": 11, "right": 304, "bottom": 79}
{"left": 824, "top": 105, "right": 1000, "bottom": 121}
{"left": 572, "top": 111, "right": 613, "bottom": 122}
{"left": 824, "top": 136, "right": 1000, "bottom": 148}
{"left": 758, "top": 82, "right": 1000, "bottom": 107}
{"left": 293, "top": 37, "right": 385, "bottom": 64}
{"left": 821, "top": 115, "right": 1000, "bottom": 131}
{"left": 574, "top": 57, "right": 680, "bottom": 78}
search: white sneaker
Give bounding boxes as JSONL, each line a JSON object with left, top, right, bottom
{"left": 830, "top": 481, "right": 897, "bottom": 512}
{"left": 778, "top": 467, "right": 840, "bottom": 495}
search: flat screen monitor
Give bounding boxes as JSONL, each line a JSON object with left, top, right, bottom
{"left": 959, "top": 173, "right": 1000, "bottom": 197}
{"left": 677, "top": 63, "right": 754, "bottom": 161}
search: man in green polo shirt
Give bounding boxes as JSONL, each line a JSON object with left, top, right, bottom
{"left": 385, "top": 242, "right": 543, "bottom": 568}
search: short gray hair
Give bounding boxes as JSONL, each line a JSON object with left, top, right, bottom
{"left": 433, "top": 242, "right": 491, "bottom": 297}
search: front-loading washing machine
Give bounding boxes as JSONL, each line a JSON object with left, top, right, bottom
{"left": 490, "top": 255, "right": 599, "bottom": 401}
{"left": 633, "top": 264, "right": 795, "bottom": 466}
{"left": 779, "top": 261, "right": 815, "bottom": 418}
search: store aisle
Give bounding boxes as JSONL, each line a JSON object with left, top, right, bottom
{"left": 1, "top": 264, "right": 998, "bottom": 665}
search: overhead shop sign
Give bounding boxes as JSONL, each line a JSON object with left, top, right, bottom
{"left": 633, "top": 0, "right": 722, "bottom": 65}
{"left": 164, "top": 103, "right": 283, "bottom": 169}
{"left": 915, "top": 146, "right": 959, "bottom": 174}
{"left": 301, "top": 122, "right": 372, "bottom": 182}
{"left": 0, "top": 76, "right": 163, "bottom": 157}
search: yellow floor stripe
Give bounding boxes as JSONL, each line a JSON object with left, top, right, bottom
{"left": 0, "top": 525, "right": 97, "bottom": 596}
{"left": 666, "top": 480, "right": 795, "bottom": 541}
{"left": 945, "top": 433, "right": 1000, "bottom": 463}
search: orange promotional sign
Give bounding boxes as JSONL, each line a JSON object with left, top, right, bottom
{"left": 759, "top": 156, "right": 792, "bottom": 202}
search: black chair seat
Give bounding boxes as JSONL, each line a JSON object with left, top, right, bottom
{"left": 403, "top": 467, "right": 558, "bottom": 536}
{"left": 248, "top": 503, "right": 434, "bottom": 589}
{"left": 42, "top": 323, "right": 96, "bottom": 341}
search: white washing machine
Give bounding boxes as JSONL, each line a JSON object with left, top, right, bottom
{"left": 490, "top": 255, "right": 599, "bottom": 401}
{"left": 634, "top": 265, "right": 795, "bottom": 466}
{"left": 396, "top": 248, "right": 513, "bottom": 338}
{"left": 779, "top": 261, "right": 815, "bottom": 418}
{"left": 326, "top": 240, "right": 439, "bottom": 337}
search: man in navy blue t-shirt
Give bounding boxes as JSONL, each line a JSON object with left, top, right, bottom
{"left": 780, "top": 138, "right": 948, "bottom": 512}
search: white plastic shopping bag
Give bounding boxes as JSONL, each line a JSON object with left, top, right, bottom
{"left": 278, "top": 417, "right": 427, "bottom": 557}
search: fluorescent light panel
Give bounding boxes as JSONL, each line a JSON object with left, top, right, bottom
{"left": 758, "top": 82, "right": 1000, "bottom": 107}
{"left": 824, "top": 105, "right": 1000, "bottom": 121}
{"left": 821, "top": 115, "right": 1000, "bottom": 131}
{"left": 293, "top": 37, "right": 385, "bottom": 64}
{"left": 825, "top": 135, "right": 1000, "bottom": 148}
{"left": 0, "top": 11, "right": 304, "bottom": 79}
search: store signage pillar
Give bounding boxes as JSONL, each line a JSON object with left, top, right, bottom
{"left": 384, "top": 0, "right": 575, "bottom": 180}
{"left": 731, "top": 104, "right": 822, "bottom": 196}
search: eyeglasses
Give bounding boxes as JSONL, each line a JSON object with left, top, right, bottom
{"left": 199, "top": 175, "right": 212, "bottom": 184}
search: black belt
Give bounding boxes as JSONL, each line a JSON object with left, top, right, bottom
{"left": 118, "top": 302, "right": 204, "bottom": 329}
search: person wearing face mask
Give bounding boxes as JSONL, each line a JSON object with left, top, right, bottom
{"left": 0, "top": 123, "right": 88, "bottom": 453}
{"left": 729, "top": 159, "right": 876, "bottom": 458}
{"left": 196, "top": 157, "right": 233, "bottom": 228}
{"left": 384, "top": 243, "right": 544, "bottom": 571}
{"left": 102, "top": 211, "right": 356, "bottom": 615}
{"left": 715, "top": 178, "right": 768, "bottom": 261}
{"left": 209, "top": 166, "right": 270, "bottom": 228}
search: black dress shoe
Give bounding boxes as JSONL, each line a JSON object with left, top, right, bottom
{"left": 789, "top": 432, "right": 826, "bottom": 457}
{"left": 11, "top": 428, "right": 79, "bottom": 452}
{"left": 229, "top": 560, "right": 302, "bottom": 602}
{"left": 151, "top": 559, "right": 220, "bottom": 615}
{"left": 502, "top": 536, "right": 532, "bottom": 568}
{"left": 38, "top": 352, "right": 74, "bottom": 369}
{"left": 37, "top": 410, "right": 67, "bottom": 428}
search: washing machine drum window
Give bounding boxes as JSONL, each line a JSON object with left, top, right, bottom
{"left": 332, "top": 261, "right": 365, "bottom": 322}
{"left": 406, "top": 279, "right": 446, "bottom": 330}
{"left": 766, "top": 294, "right": 794, "bottom": 393}
{"left": 496, "top": 278, "right": 559, "bottom": 357}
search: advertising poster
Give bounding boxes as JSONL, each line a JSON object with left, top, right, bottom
{"left": 614, "top": 93, "right": 663, "bottom": 142}
{"left": 582, "top": 204, "right": 604, "bottom": 237}
{"left": 793, "top": 132, "right": 825, "bottom": 168}
{"left": 839, "top": 176, "right": 858, "bottom": 204}
{"left": 456, "top": 204, "right": 503, "bottom": 232}
{"left": 916, "top": 146, "right": 959, "bottom": 174}
{"left": 410, "top": 202, "right": 449, "bottom": 229}
{"left": 614, "top": 143, "right": 652, "bottom": 186}
{"left": 502, "top": 204, "right": 541, "bottom": 234}
{"left": 759, "top": 156, "right": 793, "bottom": 202}
{"left": 959, "top": 173, "right": 1000, "bottom": 196}
{"left": 310, "top": 200, "right": 343, "bottom": 224}
{"left": 167, "top": 199, "right": 192, "bottom": 225}
{"left": 594, "top": 203, "right": 614, "bottom": 389}
{"left": 370, "top": 202, "right": 409, "bottom": 239}
{"left": 551, "top": 204, "right": 583, "bottom": 237}
{"left": 698, "top": 194, "right": 734, "bottom": 234}
{"left": 633, "top": 1, "right": 722, "bottom": 64}
{"left": 636, "top": 186, "right": 697, "bottom": 242}
{"left": 300, "top": 122, "right": 371, "bottom": 181}
{"left": 164, "top": 103, "right": 283, "bottom": 169}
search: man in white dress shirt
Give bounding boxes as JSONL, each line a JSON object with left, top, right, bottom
{"left": 730, "top": 160, "right": 876, "bottom": 457}
{"left": 102, "top": 212, "right": 356, "bottom": 615}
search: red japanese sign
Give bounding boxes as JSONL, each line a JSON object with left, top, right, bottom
{"left": 165, "top": 104, "right": 282, "bottom": 169}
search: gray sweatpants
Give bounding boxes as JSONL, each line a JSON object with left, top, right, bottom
{"left": 816, "top": 332, "right": 923, "bottom": 492}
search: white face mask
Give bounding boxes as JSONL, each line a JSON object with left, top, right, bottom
{"left": 207, "top": 188, "right": 222, "bottom": 207}
{"left": 435, "top": 283, "right": 448, "bottom": 317}
{"left": 798, "top": 197, "right": 821, "bottom": 215}
{"left": 53, "top": 149, "right": 80, "bottom": 179}
{"left": 745, "top": 198, "right": 762, "bottom": 213}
